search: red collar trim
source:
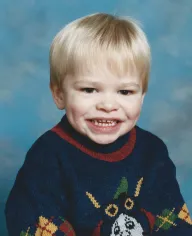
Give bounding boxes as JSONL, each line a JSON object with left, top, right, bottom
{"left": 51, "top": 124, "right": 136, "bottom": 162}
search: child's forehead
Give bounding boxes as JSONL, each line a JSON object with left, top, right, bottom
{"left": 70, "top": 73, "right": 141, "bottom": 89}
{"left": 77, "top": 56, "right": 138, "bottom": 77}
{"left": 73, "top": 66, "right": 141, "bottom": 84}
{"left": 64, "top": 49, "right": 145, "bottom": 89}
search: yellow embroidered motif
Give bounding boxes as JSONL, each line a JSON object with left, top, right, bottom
{"left": 86, "top": 192, "right": 101, "bottom": 208}
{"left": 125, "top": 198, "right": 134, "bottom": 210}
{"left": 105, "top": 204, "right": 119, "bottom": 217}
{"left": 35, "top": 216, "right": 58, "bottom": 236}
{"left": 178, "top": 204, "right": 192, "bottom": 225}
{"left": 134, "top": 177, "right": 143, "bottom": 197}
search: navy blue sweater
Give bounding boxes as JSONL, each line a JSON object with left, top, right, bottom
{"left": 5, "top": 115, "right": 192, "bottom": 236}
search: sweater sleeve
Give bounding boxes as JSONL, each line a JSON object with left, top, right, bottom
{"left": 143, "top": 140, "right": 192, "bottom": 235}
{"left": 5, "top": 135, "right": 76, "bottom": 236}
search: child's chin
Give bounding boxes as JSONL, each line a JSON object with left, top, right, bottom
{"left": 90, "top": 135, "right": 118, "bottom": 145}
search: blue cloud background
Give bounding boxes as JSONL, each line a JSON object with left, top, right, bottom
{"left": 1, "top": 0, "right": 192, "bottom": 235}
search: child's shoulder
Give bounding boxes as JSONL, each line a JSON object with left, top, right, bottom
{"left": 136, "top": 125, "right": 165, "bottom": 143}
{"left": 24, "top": 128, "right": 65, "bottom": 165}
{"left": 29, "top": 129, "right": 60, "bottom": 152}
{"left": 135, "top": 125, "right": 168, "bottom": 152}
{"left": 135, "top": 125, "right": 174, "bottom": 169}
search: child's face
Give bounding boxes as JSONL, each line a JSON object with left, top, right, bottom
{"left": 59, "top": 69, "right": 145, "bottom": 145}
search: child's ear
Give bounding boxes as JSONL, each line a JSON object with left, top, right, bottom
{"left": 50, "top": 84, "right": 65, "bottom": 110}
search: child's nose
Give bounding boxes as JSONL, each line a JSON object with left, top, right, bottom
{"left": 96, "top": 97, "right": 118, "bottom": 113}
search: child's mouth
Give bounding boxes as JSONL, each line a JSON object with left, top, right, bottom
{"left": 90, "top": 119, "right": 119, "bottom": 126}
{"left": 86, "top": 119, "right": 121, "bottom": 133}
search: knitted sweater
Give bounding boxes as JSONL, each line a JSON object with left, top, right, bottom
{"left": 5, "top": 115, "right": 192, "bottom": 236}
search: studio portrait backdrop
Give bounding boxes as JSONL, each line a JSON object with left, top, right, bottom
{"left": 0, "top": 0, "right": 192, "bottom": 235}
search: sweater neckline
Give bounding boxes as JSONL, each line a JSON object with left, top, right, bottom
{"left": 51, "top": 115, "right": 136, "bottom": 162}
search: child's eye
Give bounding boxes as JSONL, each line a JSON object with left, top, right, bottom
{"left": 119, "top": 90, "right": 133, "bottom": 95}
{"left": 81, "top": 88, "right": 97, "bottom": 93}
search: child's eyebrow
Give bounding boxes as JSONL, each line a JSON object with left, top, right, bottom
{"left": 74, "top": 80, "right": 140, "bottom": 88}
{"left": 119, "top": 82, "right": 141, "bottom": 89}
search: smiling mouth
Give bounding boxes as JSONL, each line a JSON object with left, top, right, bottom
{"left": 89, "top": 119, "right": 121, "bottom": 127}
{"left": 86, "top": 118, "right": 122, "bottom": 134}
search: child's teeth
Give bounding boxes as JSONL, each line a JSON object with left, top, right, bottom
{"left": 92, "top": 120, "right": 117, "bottom": 126}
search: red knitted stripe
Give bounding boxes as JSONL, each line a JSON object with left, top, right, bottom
{"left": 59, "top": 220, "right": 76, "bottom": 236}
{"left": 51, "top": 124, "right": 136, "bottom": 162}
{"left": 92, "top": 220, "right": 103, "bottom": 236}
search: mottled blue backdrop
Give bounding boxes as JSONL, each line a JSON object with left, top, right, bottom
{"left": 1, "top": 0, "right": 192, "bottom": 235}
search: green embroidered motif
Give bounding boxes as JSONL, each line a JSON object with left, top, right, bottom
{"left": 59, "top": 216, "right": 65, "bottom": 221}
{"left": 155, "top": 208, "right": 177, "bottom": 230}
{"left": 20, "top": 231, "right": 33, "bottom": 236}
{"left": 113, "top": 177, "right": 128, "bottom": 200}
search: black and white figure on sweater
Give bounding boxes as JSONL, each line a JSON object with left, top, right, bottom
{"left": 110, "top": 213, "right": 143, "bottom": 236}
{"left": 86, "top": 177, "right": 155, "bottom": 236}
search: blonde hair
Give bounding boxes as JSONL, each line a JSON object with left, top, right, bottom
{"left": 50, "top": 13, "right": 151, "bottom": 93}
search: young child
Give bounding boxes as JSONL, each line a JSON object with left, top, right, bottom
{"left": 5, "top": 13, "right": 192, "bottom": 236}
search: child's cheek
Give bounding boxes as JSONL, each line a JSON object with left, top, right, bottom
{"left": 127, "top": 103, "right": 143, "bottom": 120}
{"left": 68, "top": 103, "right": 85, "bottom": 118}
